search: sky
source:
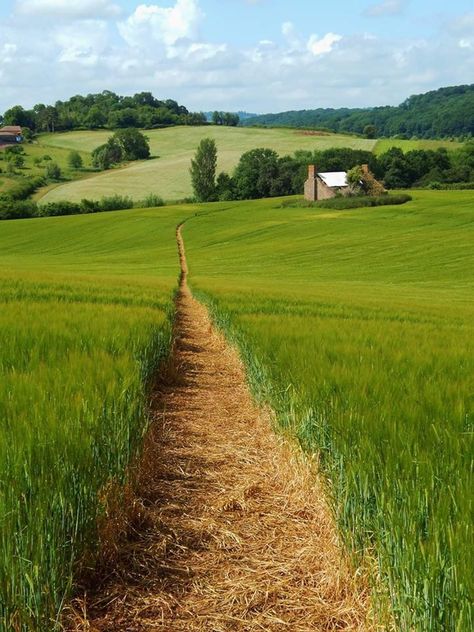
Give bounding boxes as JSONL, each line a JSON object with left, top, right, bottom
{"left": 0, "top": 0, "right": 473, "bottom": 114}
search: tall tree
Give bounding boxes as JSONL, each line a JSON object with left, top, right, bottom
{"left": 233, "top": 148, "right": 279, "bottom": 199}
{"left": 190, "top": 138, "right": 217, "bottom": 201}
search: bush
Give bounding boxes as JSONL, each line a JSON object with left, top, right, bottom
{"left": 45, "top": 162, "right": 62, "bottom": 180}
{"left": 4, "top": 145, "right": 25, "bottom": 157}
{"left": 92, "top": 129, "right": 150, "bottom": 171}
{"left": 428, "top": 182, "right": 474, "bottom": 190}
{"left": 79, "top": 199, "right": 101, "bottom": 213}
{"left": 68, "top": 151, "right": 83, "bottom": 170}
{"left": 99, "top": 195, "right": 134, "bottom": 211}
{"left": 35, "top": 196, "right": 133, "bottom": 217}
{"left": 281, "top": 194, "right": 412, "bottom": 210}
{"left": 0, "top": 199, "right": 38, "bottom": 220}
{"left": 137, "top": 193, "right": 165, "bottom": 208}
{"left": 0, "top": 193, "right": 138, "bottom": 221}
{"left": 36, "top": 201, "right": 82, "bottom": 217}
{"left": 3, "top": 176, "right": 46, "bottom": 200}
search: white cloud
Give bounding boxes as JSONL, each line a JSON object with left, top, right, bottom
{"left": 1, "top": 44, "right": 18, "bottom": 63}
{"left": 1, "top": 2, "right": 473, "bottom": 114}
{"left": 307, "top": 33, "right": 342, "bottom": 56}
{"left": 55, "top": 20, "right": 110, "bottom": 66}
{"left": 281, "top": 21, "right": 300, "bottom": 47}
{"left": 364, "top": 1, "right": 404, "bottom": 17}
{"left": 15, "top": 0, "right": 121, "bottom": 19}
{"left": 118, "top": 0, "right": 203, "bottom": 48}
{"left": 449, "top": 13, "right": 474, "bottom": 51}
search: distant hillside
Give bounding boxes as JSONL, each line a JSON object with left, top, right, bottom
{"left": 242, "top": 85, "right": 474, "bottom": 139}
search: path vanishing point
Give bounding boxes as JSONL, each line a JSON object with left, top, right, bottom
{"left": 68, "top": 224, "right": 372, "bottom": 631}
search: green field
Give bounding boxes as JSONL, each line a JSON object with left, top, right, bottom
{"left": 0, "top": 206, "right": 194, "bottom": 630}
{"left": 1, "top": 127, "right": 463, "bottom": 205}
{"left": 182, "top": 191, "right": 474, "bottom": 630}
{"left": 0, "top": 190, "right": 472, "bottom": 630}
{"left": 374, "top": 138, "right": 463, "bottom": 154}
{"left": 39, "top": 127, "right": 377, "bottom": 203}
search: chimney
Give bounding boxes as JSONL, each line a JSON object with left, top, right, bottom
{"left": 304, "top": 165, "right": 318, "bottom": 201}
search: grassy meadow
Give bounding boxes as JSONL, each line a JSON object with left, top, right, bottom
{"left": 183, "top": 191, "right": 474, "bottom": 630}
{"left": 39, "top": 126, "right": 377, "bottom": 203}
{"left": 0, "top": 205, "right": 196, "bottom": 630}
{"left": 374, "top": 138, "right": 463, "bottom": 154}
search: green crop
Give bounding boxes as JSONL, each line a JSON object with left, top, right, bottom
{"left": 0, "top": 206, "right": 195, "bottom": 630}
{"left": 1, "top": 190, "right": 472, "bottom": 630}
{"left": 184, "top": 190, "right": 474, "bottom": 630}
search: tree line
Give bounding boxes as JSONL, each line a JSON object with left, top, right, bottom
{"left": 0, "top": 91, "right": 207, "bottom": 133}
{"left": 242, "top": 84, "right": 474, "bottom": 140}
{"left": 191, "top": 139, "right": 474, "bottom": 201}
{"left": 211, "top": 111, "right": 240, "bottom": 126}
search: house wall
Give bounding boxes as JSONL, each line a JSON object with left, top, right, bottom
{"left": 304, "top": 177, "right": 317, "bottom": 201}
{"left": 0, "top": 135, "right": 20, "bottom": 144}
{"left": 317, "top": 179, "right": 337, "bottom": 200}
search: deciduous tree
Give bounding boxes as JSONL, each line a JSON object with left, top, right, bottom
{"left": 190, "top": 138, "right": 217, "bottom": 201}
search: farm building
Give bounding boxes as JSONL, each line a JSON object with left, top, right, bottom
{"left": 304, "top": 163, "right": 384, "bottom": 201}
{"left": 0, "top": 126, "right": 23, "bottom": 148}
{"left": 304, "top": 165, "right": 349, "bottom": 201}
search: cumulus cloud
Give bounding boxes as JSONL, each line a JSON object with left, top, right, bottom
{"left": 448, "top": 12, "right": 474, "bottom": 51}
{"left": 118, "top": 0, "right": 203, "bottom": 48}
{"left": 15, "top": 0, "right": 121, "bottom": 19}
{"left": 1, "top": 1, "right": 474, "bottom": 114}
{"left": 307, "top": 33, "right": 342, "bottom": 56}
{"left": 364, "top": 0, "right": 404, "bottom": 17}
{"left": 55, "top": 20, "right": 110, "bottom": 66}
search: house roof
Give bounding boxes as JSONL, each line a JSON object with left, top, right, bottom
{"left": 0, "top": 126, "right": 22, "bottom": 134}
{"left": 318, "top": 172, "right": 348, "bottom": 188}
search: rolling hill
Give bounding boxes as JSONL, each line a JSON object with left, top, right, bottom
{"left": 243, "top": 84, "right": 474, "bottom": 138}
{"left": 36, "top": 127, "right": 461, "bottom": 204}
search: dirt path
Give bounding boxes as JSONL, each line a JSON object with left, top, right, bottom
{"left": 69, "top": 225, "right": 372, "bottom": 631}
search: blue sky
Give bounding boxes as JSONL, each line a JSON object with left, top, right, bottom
{"left": 0, "top": 0, "right": 473, "bottom": 113}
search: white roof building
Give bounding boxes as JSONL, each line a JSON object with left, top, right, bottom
{"left": 304, "top": 165, "right": 349, "bottom": 201}
{"left": 317, "top": 172, "right": 348, "bottom": 188}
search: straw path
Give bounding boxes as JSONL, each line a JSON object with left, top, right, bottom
{"left": 68, "top": 224, "right": 373, "bottom": 631}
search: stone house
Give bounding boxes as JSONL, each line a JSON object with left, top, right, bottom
{"left": 304, "top": 165, "right": 349, "bottom": 201}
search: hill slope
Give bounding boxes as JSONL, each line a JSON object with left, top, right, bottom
{"left": 184, "top": 190, "right": 474, "bottom": 629}
{"left": 39, "top": 126, "right": 376, "bottom": 203}
{"left": 243, "top": 84, "right": 474, "bottom": 138}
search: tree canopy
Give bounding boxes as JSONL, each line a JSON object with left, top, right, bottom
{"left": 243, "top": 84, "right": 474, "bottom": 139}
{"left": 190, "top": 138, "right": 218, "bottom": 202}
{"left": 91, "top": 128, "right": 150, "bottom": 170}
{"left": 0, "top": 91, "right": 207, "bottom": 133}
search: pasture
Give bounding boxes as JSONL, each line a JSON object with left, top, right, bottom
{"left": 0, "top": 205, "right": 192, "bottom": 630}
{"left": 39, "top": 126, "right": 377, "bottom": 203}
{"left": 183, "top": 190, "right": 474, "bottom": 630}
{"left": 374, "top": 138, "right": 462, "bottom": 154}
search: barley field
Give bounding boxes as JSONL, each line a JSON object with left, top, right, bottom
{"left": 1, "top": 190, "right": 472, "bottom": 630}
{"left": 0, "top": 206, "right": 191, "bottom": 630}
{"left": 183, "top": 190, "right": 474, "bottom": 630}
